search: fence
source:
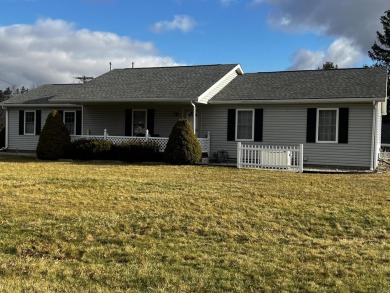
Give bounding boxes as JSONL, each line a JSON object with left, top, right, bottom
{"left": 237, "top": 143, "right": 304, "bottom": 173}
{"left": 71, "top": 129, "right": 210, "bottom": 155}
{"left": 380, "top": 143, "right": 390, "bottom": 160}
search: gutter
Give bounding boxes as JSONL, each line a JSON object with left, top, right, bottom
{"left": 208, "top": 97, "right": 385, "bottom": 105}
{"left": 1, "top": 104, "right": 81, "bottom": 108}
{"left": 49, "top": 98, "right": 195, "bottom": 104}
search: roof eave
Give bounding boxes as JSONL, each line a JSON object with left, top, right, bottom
{"left": 1, "top": 103, "right": 80, "bottom": 108}
{"left": 208, "top": 97, "right": 385, "bottom": 104}
{"left": 49, "top": 98, "right": 195, "bottom": 104}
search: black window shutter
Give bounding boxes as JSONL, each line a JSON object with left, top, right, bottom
{"left": 125, "top": 109, "right": 132, "bottom": 136}
{"left": 254, "top": 109, "right": 263, "bottom": 142}
{"left": 76, "top": 110, "right": 82, "bottom": 135}
{"left": 306, "top": 108, "right": 317, "bottom": 143}
{"left": 147, "top": 109, "right": 155, "bottom": 136}
{"left": 35, "top": 110, "right": 41, "bottom": 135}
{"left": 338, "top": 108, "right": 349, "bottom": 144}
{"left": 227, "top": 109, "right": 236, "bottom": 141}
{"left": 19, "top": 110, "right": 24, "bottom": 135}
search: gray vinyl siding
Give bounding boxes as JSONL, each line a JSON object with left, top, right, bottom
{"left": 202, "top": 103, "right": 375, "bottom": 168}
{"left": 82, "top": 104, "right": 197, "bottom": 137}
{"left": 7, "top": 107, "right": 80, "bottom": 151}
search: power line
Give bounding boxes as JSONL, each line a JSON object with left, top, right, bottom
{"left": 0, "top": 77, "right": 17, "bottom": 87}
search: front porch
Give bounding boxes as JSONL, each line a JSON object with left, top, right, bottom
{"left": 70, "top": 129, "right": 211, "bottom": 156}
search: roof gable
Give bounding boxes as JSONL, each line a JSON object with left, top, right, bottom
{"left": 50, "top": 64, "right": 240, "bottom": 103}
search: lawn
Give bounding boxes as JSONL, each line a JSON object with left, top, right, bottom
{"left": 0, "top": 155, "right": 389, "bottom": 292}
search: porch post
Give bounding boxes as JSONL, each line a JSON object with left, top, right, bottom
{"left": 299, "top": 144, "right": 304, "bottom": 173}
{"left": 104, "top": 129, "right": 108, "bottom": 139}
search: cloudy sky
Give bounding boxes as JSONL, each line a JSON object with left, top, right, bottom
{"left": 0, "top": 0, "right": 388, "bottom": 89}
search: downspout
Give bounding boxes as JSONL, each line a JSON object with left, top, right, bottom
{"left": 370, "top": 102, "right": 376, "bottom": 171}
{"left": 81, "top": 105, "right": 84, "bottom": 135}
{"left": 191, "top": 101, "right": 196, "bottom": 135}
{"left": 4, "top": 107, "right": 8, "bottom": 149}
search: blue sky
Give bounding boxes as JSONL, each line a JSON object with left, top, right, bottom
{"left": 0, "top": 0, "right": 388, "bottom": 88}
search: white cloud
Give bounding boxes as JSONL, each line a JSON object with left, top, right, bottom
{"left": 151, "top": 15, "right": 197, "bottom": 34}
{"left": 288, "top": 37, "right": 363, "bottom": 70}
{"left": 0, "top": 18, "right": 182, "bottom": 88}
{"left": 256, "top": 0, "right": 389, "bottom": 69}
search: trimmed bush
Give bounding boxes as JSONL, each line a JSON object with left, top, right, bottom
{"left": 36, "top": 110, "right": 70, "bottom": 160}
{"left": 115, "top": 141, "right": 159, "bottom": 162}
{"left": 68, "top": 139, "right": 113, "bottom": 160}
{"left": 164, "top": 119, "right": 202, "bottom": 165}
{"left": 0, "top": 126, "right": 5, "bottom": 148}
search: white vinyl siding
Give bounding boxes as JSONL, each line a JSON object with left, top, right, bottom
{"left": 317, "top": 108, "right": 338, "bottom": 143}
{"left": 24, "top": 111, "right": 35, "bottom": 135}
{"left": 201, "top": 103, "right": 375, "bottom": 169}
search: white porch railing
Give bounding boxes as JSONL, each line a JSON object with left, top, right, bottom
{"left": 237, "top": 143, "right": 304, "bottom": 173}
{"left": 71, "top": 129, "right": 210, "bottom": 155}
{"left": 379, "top": 143, "right": 390, "bottom": 159}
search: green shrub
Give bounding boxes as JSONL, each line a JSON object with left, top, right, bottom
{"left": 115, "top": 141, "right": 159, "bottom": 162}
{"left": 0, "top": 126, "right": 5, "bottom": 148}
{"left": 68, "top": 139, "right": 113, "bottom": 160}
{"left": 164, "top": 119, "right": 202, "bottom": 165}
{"left": 36, "top": 110, "right": 70, "bottom": 160}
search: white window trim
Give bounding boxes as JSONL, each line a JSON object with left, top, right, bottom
{"left": 132, "top": 109, "right": 148, "bottom": 136}
{"left": 316, "top": 108, "right": 339, "bottom": 143}
{"left": 24, "top": 110, "right": 36, "bottom": 135}
{"left": 63, "top": 111, "right": 76, "bottom": 135}
{"left": 235, "top": 109, "right": 254, "bottom": 141}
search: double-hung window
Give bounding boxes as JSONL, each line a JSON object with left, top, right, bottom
{"left": 236, "top": 109, "right": 254, "bottom": 141}
{"left": 133, "top": 110, "right": 147, "bottom": 136}
{"left": 317, "top": 108, "right": 338, "bottom": 143}
{"left": 64, "top": 111, "right": 76, "bottom": 135}
{"left": 24, "top": 111, "right": 36, "bottom": 135}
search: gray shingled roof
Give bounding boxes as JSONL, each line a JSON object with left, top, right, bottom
{"left": 50, "top": 64, "right": 239, "bottom": 103}
{"left": 2, "top": 84, "right": 82, "bottom": 104}
{"left": 211, "top": 67, "right": 388, "bottom": 102}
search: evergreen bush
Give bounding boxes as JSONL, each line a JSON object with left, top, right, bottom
{"left": 36, "top": 110, "right": 70, "bottom": 160}
{"left": 164, "top": 119, "right": 202, "bottom": 165}
{"left": 68, "top": 139, "right": 113, "bottom": 160}
{"left": 115, "top": 141, "right": 158, "bottom": 162}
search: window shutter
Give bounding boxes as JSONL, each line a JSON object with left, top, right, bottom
{"left": 254, "top": 109, "right": 263, "bottom": 142}
{"left": 76, "top": 110, "right": 82, "bottom": 135}
{"left": 227, "top": 109, "right": 236, "bottom": 141}
{"left": 125, "top": 109, "right": 132, "bottom": 136}
{"left": 306, "top": 108, "right": 317, "bottom": 143}
{"left": 19, "top": 110, "right": 24, "bottom": 135}
{"left": 338, "top": 108, "right": 349, "bottom": 144}
{"left": 147, "top": 109, "right": 155, "bottom": 136}
{"left": 35, "top": 110, "right": 41, "bottom": 135}
{"left": 58, "top": 110, "right": 64, "bottom": 120}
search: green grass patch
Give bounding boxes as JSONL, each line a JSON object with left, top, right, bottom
{"left": 0, "top": 156, "right": 389, "bottom": 292}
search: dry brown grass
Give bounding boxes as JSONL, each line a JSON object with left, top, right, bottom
{"left": 0, "top": 155, "right": 389, "bottom": 292}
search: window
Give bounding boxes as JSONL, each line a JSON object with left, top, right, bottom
{"left": 317, "top": 109, "right": 338, "bottom": 143}
{"left": 64, "top": 111, "right": 76, "bottom": 135}
{"left": 133, "top": 110, "right": 147, "bottom": 136}
{"left": 24, "top": 111, "right": 35, "bottom": 135}
{"left": 236, "top": 110, "right": 254, "bottom": 141}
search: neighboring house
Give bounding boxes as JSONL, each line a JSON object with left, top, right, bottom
{"left": 1, "top": 64, "right": 387, "bottom": 170}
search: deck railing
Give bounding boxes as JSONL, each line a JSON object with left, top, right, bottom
{"left": 237, "top": 143, "right": 304, "bottom": 173}
{"left": 380, "top": 143, "right": 390, "bottom": 160}
{"left": 71, "top": 129, "right": 210, "bottom": 155}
